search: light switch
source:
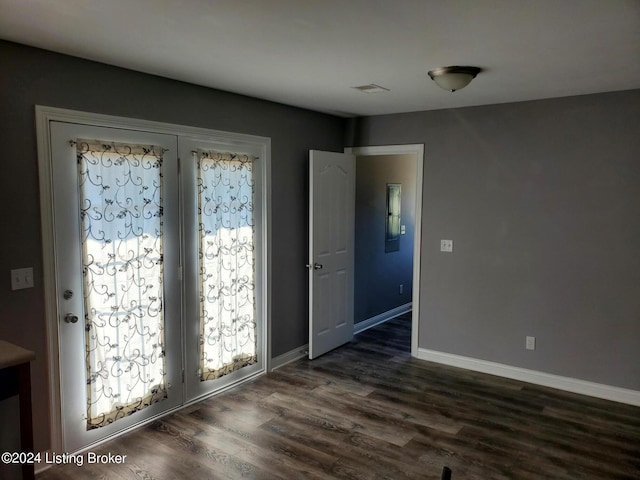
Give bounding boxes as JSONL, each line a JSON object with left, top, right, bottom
{"left": 526, "top": 336, "right": 536, "bottom": 351}
{"left": 440, "top": 239, "right": 453, "bottom": 252}
{"left": 11, "top": 267, "right": 34, "bottom": 290}
{"left": 400, "top": 225, "right": 406, "bottom": 235}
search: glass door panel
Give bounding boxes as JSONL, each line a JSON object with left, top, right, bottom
{"left": 180, "top": 138, "right": 265, "bottom": 402}
{"left": 51, "top": 122, "right": 182, "bottom": 452}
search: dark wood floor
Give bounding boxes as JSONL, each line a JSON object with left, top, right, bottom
{"left": 39, "top": 313, "right": 640, "bottom": 479}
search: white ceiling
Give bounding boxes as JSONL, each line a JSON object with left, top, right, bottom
{"left": 1, "top": 0, "right": 639, "bottom": 117}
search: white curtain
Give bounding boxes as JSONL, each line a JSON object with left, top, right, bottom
{"left": 197, "top": 149, "right": 257, "bottom": 381}
{"left": 76, "top": 139, "right": 167, "bottom": 429}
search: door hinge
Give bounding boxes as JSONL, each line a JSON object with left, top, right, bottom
{"left": 177, "top": 266, "right": 183, "bottom": 281}
{"left": 181, "top": 369, "right": 185, "bottom": 384}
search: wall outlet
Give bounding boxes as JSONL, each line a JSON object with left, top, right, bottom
{"left": 399, "top": 284, "right": 404, "bottom": 294}
{"left": 526, "top": 336, "right": 536, "bottom": 351}
{"left": 440, "top": 239, "right": 453, "bottom": 252}
{"left": 11, "top": 267, "right": 34, "bottom": 290}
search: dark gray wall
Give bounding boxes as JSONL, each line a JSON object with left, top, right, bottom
{"left": 355, "top": 154, "right": 415, "bottom": 323}
{"left": 349, "top": 90, "right": 640, "bottom": 391}
{"left": 0, "top": 40, "right": 345, "bottom": 452}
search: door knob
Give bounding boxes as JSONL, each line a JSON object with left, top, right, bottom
{"left": 64, "top": 313, "right": 79, "bottom": 324}
{"left": 306, "top": 263, "right": 323, "bottom": 270}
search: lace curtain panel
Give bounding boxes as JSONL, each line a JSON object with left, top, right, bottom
{"left": 76, "top": 139, "right": 168, "bottom": 430}
{"left": 197, "top": 149, "right": 257, "bottom": 381}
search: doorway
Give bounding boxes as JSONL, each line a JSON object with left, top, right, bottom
{"left": 345, "top": 145, "right": 423, "bottom": 357}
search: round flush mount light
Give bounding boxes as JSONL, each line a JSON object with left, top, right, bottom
{"left": 427, "top": 66, "right": 482, "bottom": 92}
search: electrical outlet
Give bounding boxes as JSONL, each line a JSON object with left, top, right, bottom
{"left": 399, "top": 284, "right": 404, "bottom": 294}
{"left": 440, "top": 239, "right": 453, "bottom": 252}
{"left": 526, "top": 336, "right": 536, "bottom": 351}
{"left": 11, "top": 267, "right": 34, "bottom": 290}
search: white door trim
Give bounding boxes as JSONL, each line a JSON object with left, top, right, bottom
{"left": 35, "top": 105, "right": 271, "bottom": 452}
{"left": 344, "top": 144, "right": 424, "bottom": 358}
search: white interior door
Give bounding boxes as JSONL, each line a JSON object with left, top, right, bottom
{"left": 50, "top": 121, "right": 182, "bottom": 452}
{"left": 308, "top": 150, "right": 355, "bottom": 359}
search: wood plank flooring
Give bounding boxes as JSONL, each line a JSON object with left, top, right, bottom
{"left": 38, "top": 313, "right": 640, "bottom": 479}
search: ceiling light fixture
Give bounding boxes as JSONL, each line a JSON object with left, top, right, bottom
{"left": 427, "top": 66, "right": 481, "bottom": 92}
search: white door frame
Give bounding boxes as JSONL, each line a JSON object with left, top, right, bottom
{"left": 344, "top": 144, "right": 424, "bottom": 357}
{"left": 36, "top": 105, "right": 271, "bottom": 453}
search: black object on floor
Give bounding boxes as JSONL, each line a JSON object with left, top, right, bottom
{"left": 441, "top": 466, "right": 452, "bottom": 479}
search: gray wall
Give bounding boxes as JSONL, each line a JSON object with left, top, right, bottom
{"left": 349, "top": 90, "right": 640, "bottom": 391}
{"left": 0, "top": 40, "right": 345, "bottom": 453}
{"left": 355, "top": 154, "right": 415, "bottom": 323}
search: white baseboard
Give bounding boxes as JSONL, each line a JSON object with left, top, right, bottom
{"left": 417, "top": 348, "right": 640, "bottom": 407}
{"left": 35, "top": 457, "right": 52, "bottom": 474}
{"left": 270, "top": 344, "right": 309, "bottom": 371}
{"left": 354, "top": 302, "right": 412, "bottom": 335}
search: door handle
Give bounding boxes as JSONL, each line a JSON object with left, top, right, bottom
{"left": 64, "top": 313, "right": 79, "bottom": 324}
{"left": 306, "top": 263, "right": 323, "bottom": 270}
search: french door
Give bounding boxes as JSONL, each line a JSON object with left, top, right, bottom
{"left": 179, "top": 137, "right": 265, "bottom": 401}
{"left": 46, "top": 116, "right": 267, "bottom": 452}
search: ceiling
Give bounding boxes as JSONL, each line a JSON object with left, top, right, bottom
{"left": 1, "top": 0, "right": 639, "bottom": 117}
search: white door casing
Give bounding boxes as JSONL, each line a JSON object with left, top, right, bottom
{"left": 308, "top": 150, "right": 355, "bottom": 359}
{"left": 345, "top": 144, "right": 424, "bottom": 357}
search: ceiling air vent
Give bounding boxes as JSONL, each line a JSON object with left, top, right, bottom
{"left": 352, "top": 84, "right": 390, "bottom": 94}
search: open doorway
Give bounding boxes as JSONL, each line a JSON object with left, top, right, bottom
{"left": 345, "top": 145, "right": 423, "bottom": 357}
